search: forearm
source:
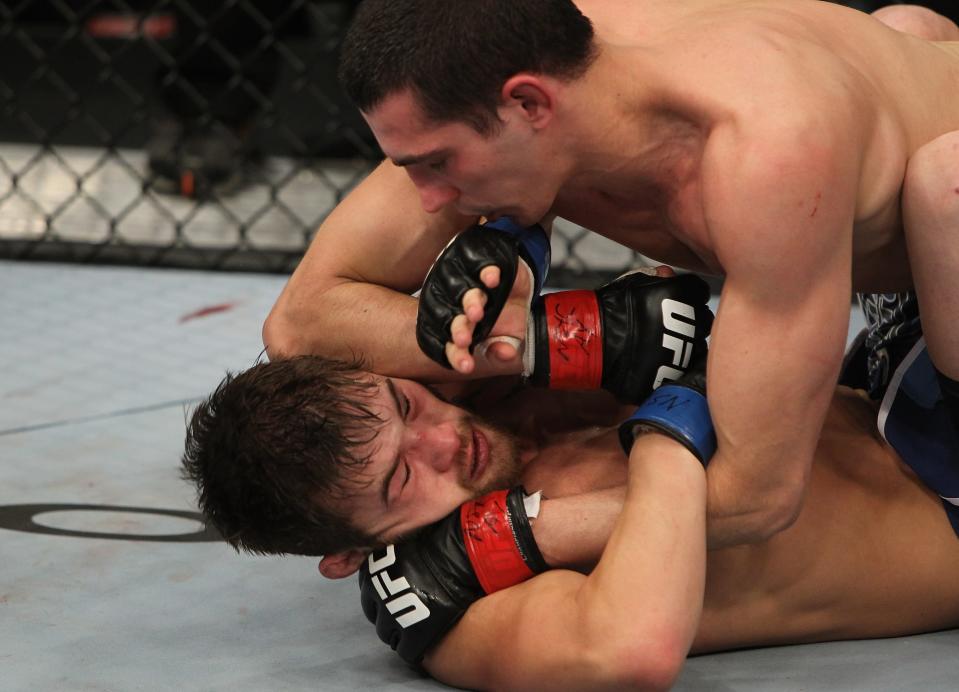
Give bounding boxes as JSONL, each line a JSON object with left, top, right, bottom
{"left": 532, "top": 486, "right": 626, "bottom": 571}
{"left": 701, "top": 274, "right": 848, "bottom": 546}
{"left": 575, "top": 433, "right": 707, "bottom": 683}
{"left": 702, "top": 341, "right": 839, "bottom": 547}
{"left": 702, "top": 358, "right": 833, "bottom": 548}
{"left": 425, "top": 434, "right": 707, "bottom": 691}
{"left": 266, "top": 279, "right": 454, "bottom": 378}
{"left": 263, "top": 159, "right": 479, "bottom": 374}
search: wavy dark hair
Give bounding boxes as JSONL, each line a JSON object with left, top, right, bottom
{"left": 339, "top": 0, "right": 597, "bottom": 133}
{"left": 181, "top": 356, "right": 385, "bottom": 556}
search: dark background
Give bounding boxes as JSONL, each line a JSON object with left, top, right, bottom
{"left": 0, "top": 1, "right": 375, "bottom": 158}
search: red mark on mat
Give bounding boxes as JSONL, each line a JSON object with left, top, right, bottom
{"left": 179, "top": 303, "right": 237, "bottom": 323}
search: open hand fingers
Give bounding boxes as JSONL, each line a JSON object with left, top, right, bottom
{"left": 445, "top": 340, "right": 475, "bottom": 374}
{"left": 450, "top": 313, "right": 476, "bottom": 349}
{"left": 655, "top": 265, "right": 675, "bottom": 277}
{"left": 461, "top": 286, "right": 487, "bottom": 324}
{"left": 479, "top": 264, "right": 501, "bottom": 289}
{"left": 483, "top": 338, "right": 521, "bottom": 362}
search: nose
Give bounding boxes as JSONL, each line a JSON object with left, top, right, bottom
{"left": 405, "top": 421, "right": 461, "bottom": 473}
{"left": 418, "top": 181, "right": 460, "bottom": 213}
{"left": 407, "top": 169, "right": 460, "bottom": 213}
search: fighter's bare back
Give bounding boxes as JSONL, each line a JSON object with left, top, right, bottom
{"left": 564, "top": 0, "right": 959, "bottom": 291}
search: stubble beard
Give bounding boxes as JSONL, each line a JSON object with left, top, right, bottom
{"left": 461, "top": 411, "right": 524, "bottom": 497}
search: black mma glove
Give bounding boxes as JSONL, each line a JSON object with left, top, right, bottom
{"left": 528, "top": 270, "right": 714, "bottom": 404}
{"left": 358, "top": 487, "right": 547, "bottom": 665}
{"left": 618, "top": 353, "right": 715, "bottom": 465}
{"left": 417, "top": 218, "right": 550, "bottom": 368}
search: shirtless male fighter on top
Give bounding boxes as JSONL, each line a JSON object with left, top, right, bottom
{"left": 262, "top": 1, "right": 959, "bottom": 548}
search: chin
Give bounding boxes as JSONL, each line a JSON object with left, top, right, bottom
{"left": 517, "top": 206, "right": 554, "bottom": 229}
{"left": 462, "top": 414, "right": 523, "bottom": 497}
{"left": 477, "top": 441, "right": 522, "bottom": 494}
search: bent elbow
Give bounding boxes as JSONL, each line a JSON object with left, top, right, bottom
{"left": 593, "top": 633, "right": 688, "bottom": 691}
{"left": 261, "top": 305, "right": 297, "bottom": 360}
{"left": 770, "top": 493, "right": 804, "bottom": 534}
{"left": 751, "top": 487, "right": 806, "bottom": 541}
{"left": 711, "top": 445, "right": 812, "bottom": 543}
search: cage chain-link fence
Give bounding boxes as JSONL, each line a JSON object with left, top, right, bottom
{"left": 6, "top": 1, "right": 945, "bottom": 284}
{"left": 0, "top": 0, "right": 646, "bottom": 284}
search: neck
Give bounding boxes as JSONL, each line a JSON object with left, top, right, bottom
{"left": 520, "top": 424, "right": 628, "bottom": 499}
{"left": 558, "top": 43, "right": 705, "bottom": 199}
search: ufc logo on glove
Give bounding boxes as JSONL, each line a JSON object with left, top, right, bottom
{"left": 367, "top": 546, "right": 431, "bottom": 628}
{"left": 655, "top": 298, "right": 699, "bottom": 388}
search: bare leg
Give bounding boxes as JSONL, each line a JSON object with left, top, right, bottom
{"left": 871, "top": 4, "right": 959, "bottom": 40}
{"left": 878, "top": 5, "right": 959, "bottom": 426}
{"left": 901, "top": 132, "right": 959, "bottom": 380}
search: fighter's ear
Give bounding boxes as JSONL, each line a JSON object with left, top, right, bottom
{"left": 500, "top": 74, "right": 554, "bottom": 127}
{"left": 318, "top": 549, "right": 369, "bottom": 579}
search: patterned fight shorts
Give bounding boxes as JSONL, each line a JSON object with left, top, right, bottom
{"left": 841, "top": 291, "right": 924, "bottom": 399}
{"left": 857, "top": 291, "right": 924, "bottom": 399}
{"left": 879, "top": 337, "right": 959, "bottom": 538}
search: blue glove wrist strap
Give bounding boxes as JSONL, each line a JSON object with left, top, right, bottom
{"left": 620, "top": 384, "right": 716, "bottom": 465}
{"left": 485, "top": 217, "right": 551, "bottom": 296}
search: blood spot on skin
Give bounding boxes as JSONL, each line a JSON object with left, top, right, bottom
{"left": 809, "top": 192, "right": 822, "bottom": 218}
{"left": 179, "top": 302, "right": 237, "bottom": 323}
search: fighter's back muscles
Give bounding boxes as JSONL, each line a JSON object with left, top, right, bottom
{"left": 262, "top": 160, "right": 476, "bottom": 379}
{"left": 424, "top": 434, "right": 707, "bottom": 692}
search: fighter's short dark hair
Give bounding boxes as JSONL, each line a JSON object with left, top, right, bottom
{"left": 339, "top": 0, "right": 596, "bottom": 133}
{"left": 181, "top": 356, "right": 383, "bottom": 557}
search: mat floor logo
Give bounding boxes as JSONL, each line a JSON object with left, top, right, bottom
{"left": 0, "top": 503, "right": 222, "bottom": 542}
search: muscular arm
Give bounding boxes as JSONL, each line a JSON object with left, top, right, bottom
{"left": 700, "top": 113, "right": 859, "bottom": 546}
{"left": 262, "top": 160, "right": 480, "bottom": 379}
{"left": 533, "top": 486, "right": 627, "bottom": 571}
{"left": 424, "top": 434, "right": 707, "bottom": 691}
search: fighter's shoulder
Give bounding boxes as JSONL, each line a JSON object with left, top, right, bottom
{"left": 656, "top": 5, "right": 865, "bottom": 117}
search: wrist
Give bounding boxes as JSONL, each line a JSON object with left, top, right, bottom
{"left": 530, "top": 488, "right": 628, "bottom": 571}
{"left": 529, "top": 497, "right": 569, "bottom": 569}
{"left": 626, "top": 432, "right": 707, "bottom": 480}
{"left": 528, "top": 290, "right": 604, "bottom": 389}
{"left": 471, "top": 341, "right": 526, "bottom": 378}
{"left": 460, "top": 487, "right": 548, "bottom": 593}
{"left": 619, "top": 383, "right": 716, "bottom": 465}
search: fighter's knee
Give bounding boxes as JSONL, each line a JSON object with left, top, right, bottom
{"left": 904, "top": 131, "right": 959, "bottom": 215}
{"left": 872, "top": 4, "right": 959, "bottom": 41}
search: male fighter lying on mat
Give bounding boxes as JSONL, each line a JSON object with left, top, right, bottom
{"left": 182, "top": 337, "right": 959, "bottom": 690}
{"left": 264, "top": 0, "right": 959, "bottom": 552}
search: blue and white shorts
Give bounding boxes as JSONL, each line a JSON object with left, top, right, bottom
{"left": 879, "top": 337, "right": 959, "bottom": 537}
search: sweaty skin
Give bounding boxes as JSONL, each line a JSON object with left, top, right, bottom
{"left": 266, "top": 1, "right": 959, "bottom": 546}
